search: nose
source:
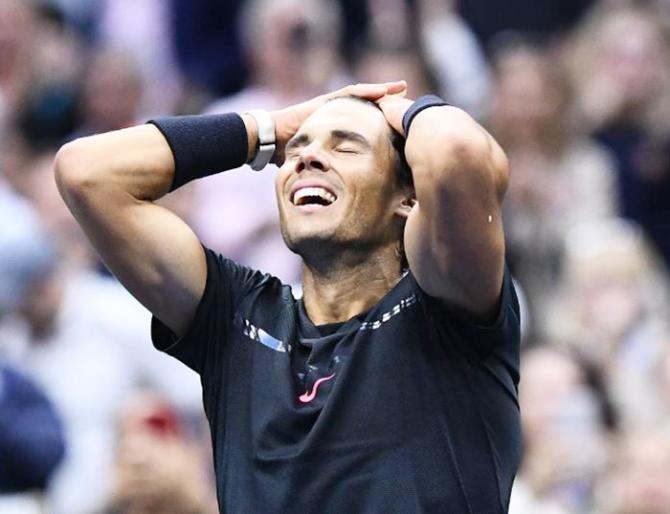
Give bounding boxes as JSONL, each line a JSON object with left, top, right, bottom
{"left": 296, "top": 143, "right": 329, "bottom": 173}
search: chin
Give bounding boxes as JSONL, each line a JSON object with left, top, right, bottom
{"left": 283, "top": 227, "right": 336, "bottom": 254}
{"left": 282, "top": 219, "right": 353, "bottom": 260}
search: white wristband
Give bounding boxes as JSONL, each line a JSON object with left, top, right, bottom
{"left": 245, "top": 110, "right": 276, "bottom": 171}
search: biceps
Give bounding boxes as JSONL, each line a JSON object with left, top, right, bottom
{"left": 68, "top": 191, "right": 206, "bottom": 337}
{"left": 403, "top": 199, "right": 505, "bottom": 319}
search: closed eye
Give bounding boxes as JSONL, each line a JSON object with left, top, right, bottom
{"left": 335, "top": 146, "right": 359, "bottom": 154}
{"left": 285, "top": 148, "right": 301, "bottom": 159}
{"left": 331, "top": 130, "right": 371, "bottom": 154}
{"left": 285, "top": 134, "right": 309, "bottom": 157}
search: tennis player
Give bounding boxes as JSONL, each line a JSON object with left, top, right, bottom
{"left": 56, "top": 81, "right": 521, "bottom": 513}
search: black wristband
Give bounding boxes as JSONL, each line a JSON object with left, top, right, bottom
{"left": 148, "top": 113, "right": 248, "bottom": 191}
{"left": 401, "top": 95, "right": 450, "bottom": 136}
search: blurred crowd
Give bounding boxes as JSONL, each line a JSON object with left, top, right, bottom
{"left": 0, "top": 0, "right": 669, "bottom": 513}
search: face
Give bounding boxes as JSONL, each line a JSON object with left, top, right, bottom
{"left": 599, "top": 12, "right": 665, "bottom": 106}
{"left": 83, "top": 51, "right": 142, "bottom": 130}
{"left": 0, "top": 0, "right": 34, "bottom": 72}
{"left": 275, "top": 99, "right": 409, "bottom": 260}
{"left": 520, "top": 348, "right": 583, "bottom": 438}
{"left": 519, "top": 348, "right": 608, "bottom": 491}
{"left": 611, "top": 433, "right": 670, "bottom": 514}
{"left": 491, "top": 49, "right": 564, "bottom": 135}
{"left": 254, "top": 1, "right": 339, "bottom": 94}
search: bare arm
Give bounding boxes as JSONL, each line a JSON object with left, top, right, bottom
{"left": 54, "top": 120, "right": 258, "bottom": 337}
{"left": 378, "top": 96, "right": 509, "bottom": 321}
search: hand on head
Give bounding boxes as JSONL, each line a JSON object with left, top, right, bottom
{"left": 271, "top": 81, "right": 408, "bottom": 164}
{"left": 375, "top": 93, "right": 414, "bottom": 136}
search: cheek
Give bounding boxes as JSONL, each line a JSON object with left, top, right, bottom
{"left": 348, "top": 173, "right": 397, "bottom": 222}
{"left": 275, "top": 165, "right": 292, "bottom": 204}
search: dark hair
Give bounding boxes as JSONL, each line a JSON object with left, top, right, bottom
{"left": 390, "top": 129, "right": 413, "bottom": 189}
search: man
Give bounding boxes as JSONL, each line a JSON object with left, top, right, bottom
{"left": 193, "top": 0, "right": 342, "bottom": 285}
{"left": 55, "top": 81, "right": 521, "bottom": 513}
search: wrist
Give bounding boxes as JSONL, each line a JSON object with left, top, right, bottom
{"left": 402, "top": 95, "right": 450, "bottom": 137}
{"left": 268, "top": 109, "right": 295, "bottom": 165}
{"left": 147, "top": 113, "right": 248, "bottom": 191}
{"left": 243, "top": 110, "right": 276, "bottom": 171}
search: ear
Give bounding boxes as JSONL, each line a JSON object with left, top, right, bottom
{"left": 394, "top": 189, "right": 416, "bottom": 220}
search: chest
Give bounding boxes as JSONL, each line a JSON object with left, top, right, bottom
{"left": 212, "top": 305, "right": 473, "bottom": 448}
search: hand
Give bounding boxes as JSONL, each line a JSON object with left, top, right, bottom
{"left": 376, "top": 94, "right": 414, "bottom": 136}
{"left": 112, "top": 432, "right": 211, "bottom": 509}
{"left": 270, "top": 81, "right": 407, "bottom": 164}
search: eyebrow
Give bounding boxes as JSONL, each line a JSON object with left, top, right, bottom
{"left": 284, "top": 129, "right": 372, "bottom": 153}
{"left": 330, "top": 130, "right": 371, "bottom": 149}
{"left": 285, "top": 133, "right": 310, "bottom": 153}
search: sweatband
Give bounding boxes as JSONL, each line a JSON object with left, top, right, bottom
{"left": 402, "top": 95, "right": 450, "bottom": 136}
{"left": 148, "top": 113, "right": 248, "bottom": 191}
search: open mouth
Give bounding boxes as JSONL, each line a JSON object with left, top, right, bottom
{"left": 291, "top": 186, "right": 337, "bottom": 207}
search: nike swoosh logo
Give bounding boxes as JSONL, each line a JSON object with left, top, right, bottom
{"left": 298, "top": 373, "right": 335, "bottom": 403}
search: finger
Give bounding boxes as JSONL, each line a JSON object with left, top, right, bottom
{"left": 383, "top": 80, "right": 407, "bottom": 95}
{"left": 348, "top": 82, "right": 408, "bottom": 98}
{"left": 375, "top": 98, "right": 399, "bottom": 121}
{"left": 375, "top": 94, "right": 407, "bottom": 109}
{"left": 378, "top": 92, "right": 411, "bottom": 103}
{"left": 346, "top": 83, "right": 388, "bottom": 99}
{"left": 357, "top": 81, "right": 407, "bottom": 99}
{"left": 375, "top": 95, "right": 392, "bottom": 109}
{"left": 375, "top": 97, "right": 399, "bottom": 115}
{"left": 375, "top": 95, "right": 409, "bottom": 134}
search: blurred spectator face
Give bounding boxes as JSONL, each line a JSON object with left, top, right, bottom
{"left": 0, "top": 0, "right": 35, "bottom": 132}
{"left": 81, "top": 49, "right": 142, "bottom": 131}
{"left": 0, "top": 187, "right": 55, "bottom": 320}
{"left": 354, "top": 47, "right": 432, "bottom": 98}
{"left": 565, "top": 220, "right": 655, "bottom": 347}
{"left": 242, "top": 0, "right": 340, "bottom": 94}
{"left": 18, "top": 268, "right": 62, "bottom": 340}
{"left": 0, "top": 0, "right": 35, "bottom": 77}
{"left": 597, "top": 10, "right": 666, "bottom": 109}
{"left": 109, "top": 392, "right": 213, "bottom": 514}
{"left": 604, "top": 432, "right": 670, "bottom": 514}
{"left": 117, "top": 392, "right": 183, "bottom": 443}
{"left": 519, "top": 347, "right": 608, "bottom": 507}
{"left": 0, "top": 154, "right": 66, "bottom": 337}
{"left": 576, "top": 258, "right": 641, "bottom": 345}
{"left": 490, "top": 46, "right": 566, "bottom": 144}
{"left": 520, "top": 347, "right": 584, "bottom": 439}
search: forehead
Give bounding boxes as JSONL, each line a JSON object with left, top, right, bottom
{"left": 299, "top": 98, "right": 390, "bottom": 142}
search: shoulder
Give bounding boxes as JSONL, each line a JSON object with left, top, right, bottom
{"left": 202, "top": 247, "right": 296, "bottom": 317}
{"left": 152, "top": 247, "right": 296, "bottom": 372}
{"left": 407, "top": 266, "right": 521, "bottom": 359}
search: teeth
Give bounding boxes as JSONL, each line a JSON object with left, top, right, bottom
{"left": 293, "top": 187, "right": 336, "bottom": 206}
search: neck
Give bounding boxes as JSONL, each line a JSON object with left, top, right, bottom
{"left": 301, "top": 244, "right": 403, "bottom": 325}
